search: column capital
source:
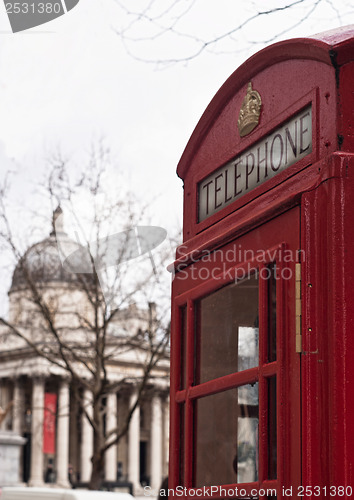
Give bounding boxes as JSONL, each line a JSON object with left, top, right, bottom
{"left": 149, "top": 387, "right": 168, "bottom": 401}
{"left": 58, "top": 375, "right": 71, "bottom": 384}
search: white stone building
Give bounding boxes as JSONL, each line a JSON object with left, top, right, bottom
{"left": 0, "top": 213, "right": 170, "bottom": 492}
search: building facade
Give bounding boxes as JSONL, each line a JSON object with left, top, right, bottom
{"left": 0, "top": 212, "right": 169, "bottom": 492}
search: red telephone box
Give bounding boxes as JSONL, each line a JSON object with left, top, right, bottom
{"left": 169, "top": 27, "right": 354, "bottom": 499}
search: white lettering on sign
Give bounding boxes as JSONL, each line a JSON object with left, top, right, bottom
{"left": 198, "top": 106, "right": 312, "bottom": 222}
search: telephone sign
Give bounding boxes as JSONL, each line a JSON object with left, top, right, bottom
{"left": 198, "top": 106, "right": 312, "bottom": 221}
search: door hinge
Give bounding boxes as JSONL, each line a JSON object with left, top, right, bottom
{"left": 295, "top": 262, "right": 302, "bottom": 353}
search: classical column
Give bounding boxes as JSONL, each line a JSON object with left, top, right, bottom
{"left": 0, "top": 380, "right": 12, "bottom": 431}
{"left": 56, "top": 380, "right": 71, "bottom": 488}
{"left": 80, "top": 388, "right": 93, "bottom": 483}
{"left": 13, "top": 379, "right": 24, "bottom": 434}
{"left": 0, "top": 380, "right": 4, "bottom": 430}
{"left": 128, "top": 389, "right": 140, "bottom": 490}
{"left": 29, "top": 377, "right": 45, "bottom": 487}
{"left": 12, "top": 379, "right": 25, "bottom": 482}
{"left": 69, "top": 391, "right": 79, "bottom": 480}
{"left": 150, "top": 393, "right": 162, "bottom": 491}
{"left": 105, "top": 391, "right": 118, "bottom": 481}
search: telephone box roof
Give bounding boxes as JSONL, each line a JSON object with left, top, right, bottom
{"left": 177, "top": 25, "right": 354, "bottom": 181}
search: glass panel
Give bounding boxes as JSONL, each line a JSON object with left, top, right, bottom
{"left": 268, "top": 376, "right": 277, "bottom": 479}
{"left": 195, "top": 384, "right": 259, "bottom": 487}
{"left": 267, "top": 263, "right": 277, "bottom": 362}
{"left": 180, "top": 306, "right": 187, "bottom": 389}
{"left": 198, "top": 273, "right": 259, "bottom": 384}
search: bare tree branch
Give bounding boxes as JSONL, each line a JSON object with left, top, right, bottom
{"left": 0, "top": 148, "right": 173, "bottom": 489}
{"left": 112, "top": 0, "right": 347, "bottom": 67}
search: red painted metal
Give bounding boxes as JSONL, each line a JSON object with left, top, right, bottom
{"left": 170, "top": 26, "right": 354, "bottom": 500}
{"left": 171, "top": 210, "right": 300, "bottom": 498}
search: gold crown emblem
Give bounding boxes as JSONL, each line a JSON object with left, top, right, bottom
{"left": 238, "top": 82, "right": 262, "bottom": 137}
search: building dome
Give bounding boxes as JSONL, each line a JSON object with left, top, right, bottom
{"left": 10, "top": 207, "right": 95, "bottom": 292}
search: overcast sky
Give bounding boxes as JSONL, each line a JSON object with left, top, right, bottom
{"left": 0, "top": 0, "right": 353, "bottom": 311}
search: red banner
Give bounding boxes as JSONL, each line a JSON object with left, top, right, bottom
{"left": 43, "top": 393, "right": 57, "bottom": 454}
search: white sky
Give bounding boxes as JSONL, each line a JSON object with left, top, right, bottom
{"left": 0, "top": 0, "right": 353, "bottom": 311}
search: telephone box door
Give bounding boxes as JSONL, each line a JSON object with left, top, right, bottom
{"left": 170, "top": 207, "right": 301, "bottom": 498}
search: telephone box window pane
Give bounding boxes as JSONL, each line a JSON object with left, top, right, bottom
{"left": 198, "top": 274, "right": 259, "bottom": 384}
{"left": 195, "top": 384, "right": 259, "bottom": 487}
{"left": 268, "top": 376, "right": 277, "bottom": 479}
{"left": 180, "top": 307, "right": 187, "bottom": 389}
{"left": 268, "top": 263, "right": 277, "bottom": 362}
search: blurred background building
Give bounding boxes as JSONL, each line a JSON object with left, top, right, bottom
{"left": 0, "top": 216, "right": 169, "bottom": 492}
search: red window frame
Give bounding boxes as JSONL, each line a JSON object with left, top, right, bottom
{"left": 170, "top": 208, "right": 301, "bottom": 499}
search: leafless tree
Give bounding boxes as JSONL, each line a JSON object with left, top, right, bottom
{"left": 0, "top": 145, "right": 175, "bottom": 490}
{"left": 111, "top": 0, "right": 349, "bottom": 67}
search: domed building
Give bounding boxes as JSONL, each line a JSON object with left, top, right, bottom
{"left": 0, "top": 208, "right": 169, "bottom": 492}
{"left": 9, "top": 209, "right": 96, "bottom": 332}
